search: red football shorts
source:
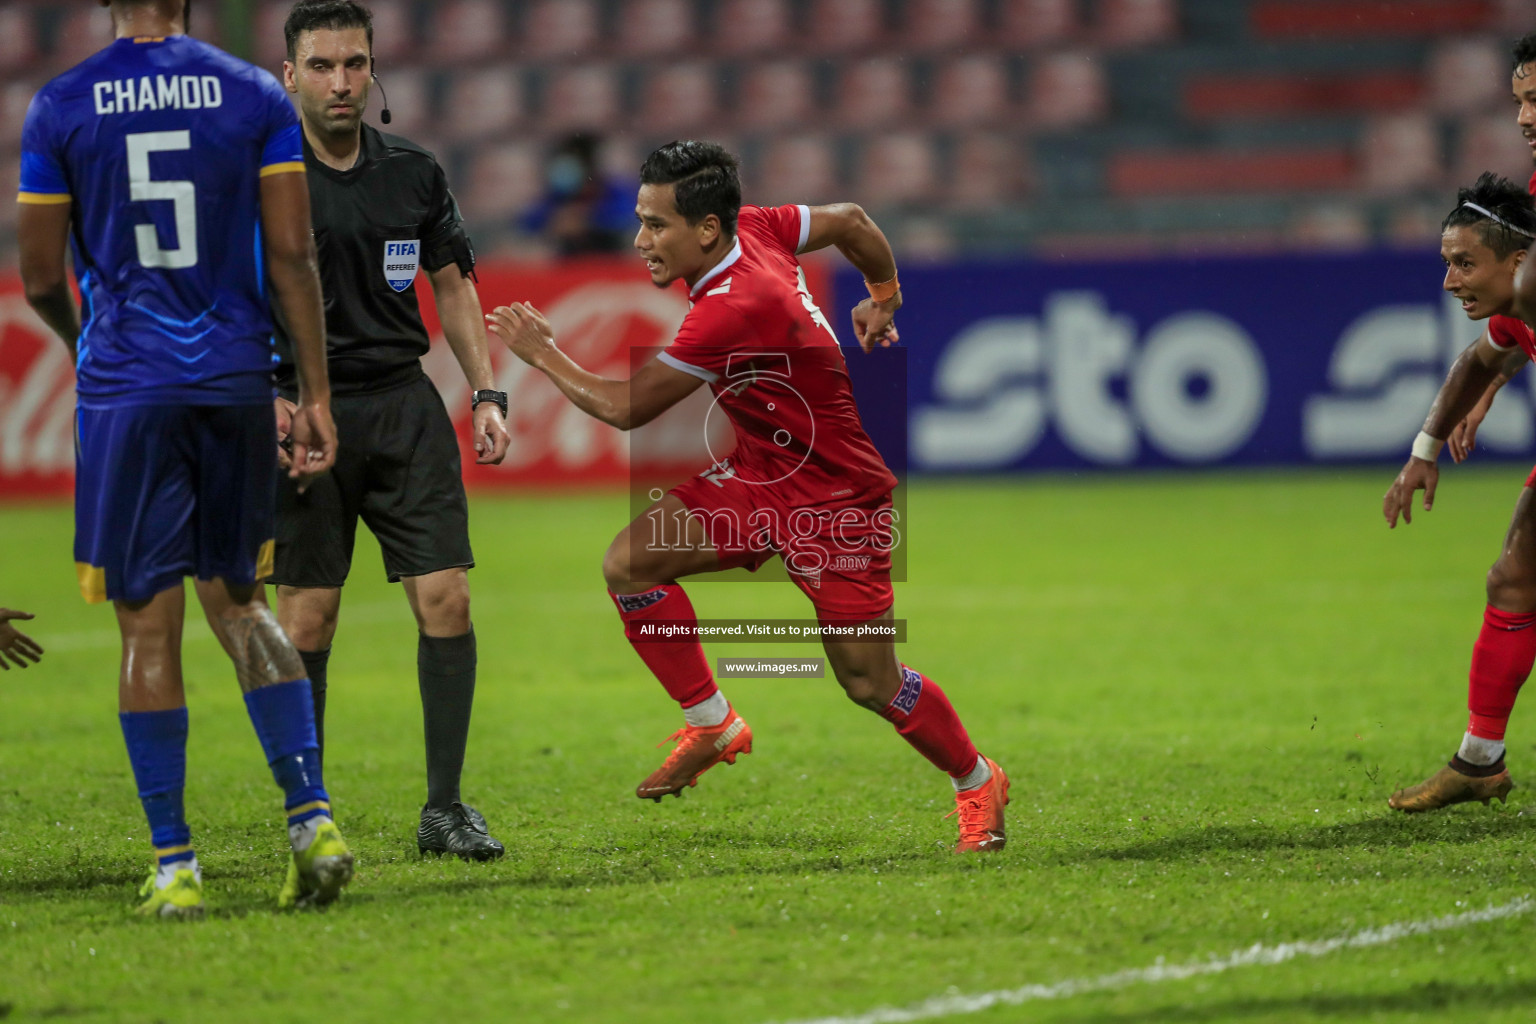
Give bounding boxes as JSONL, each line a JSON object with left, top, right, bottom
{"left": 670, "top": 469, "right": 895, "bottom": 623}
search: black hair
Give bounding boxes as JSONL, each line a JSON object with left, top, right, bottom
{"left": 639, "top": 140, "right": 742, "bottom": 237}
{"left": 1514, "top": 32, "right": 1536, "bottom": 75}
{"left": 1442, "top": 172, "right": 1536, "bottom": 258}
{"left": 284, "top": 0, "right": 373, "bottom": 62}
{"left": 110, "top": 0, "right": 192, "bottom": 30}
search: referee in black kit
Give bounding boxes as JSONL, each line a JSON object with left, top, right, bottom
{"left": 271, "top": 0, "right": 511, "bottom": 860}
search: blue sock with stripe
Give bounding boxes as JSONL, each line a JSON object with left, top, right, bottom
{"left": 243, "top": 679, "right": 331, "bottom": 827}
{"left": 119, "top": 708, "right": 195, "bottom": 867}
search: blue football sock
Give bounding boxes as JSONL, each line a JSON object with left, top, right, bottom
{"left": 119, "top": 708, "right": 194, "bottom": 864}
{"left": 243, "top": 679, "right": 331, "bottom": 826}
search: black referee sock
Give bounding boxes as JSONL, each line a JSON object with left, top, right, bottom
{"left": 299, "top": 647, "right": 332, "bottom": 768}
{"left": 418, "top": 629, "right": 477, "bottom": 810}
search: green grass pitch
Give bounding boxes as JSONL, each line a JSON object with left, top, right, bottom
{"left": 4, "top": 468, "right": 1536, "bottom": 1023}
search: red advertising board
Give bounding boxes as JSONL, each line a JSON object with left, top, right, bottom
{"left": 0, "top": 259, "right": 828, "bottom": 499}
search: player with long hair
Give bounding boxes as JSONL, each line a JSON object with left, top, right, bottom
{"left": 1383, "top": 172, "right": 1536, "bottom": 811}
{"left": 1435, "top": 32, "right": 1536, "bottom": 462}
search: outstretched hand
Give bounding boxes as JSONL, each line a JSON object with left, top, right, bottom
{"left": 1383, "top": 457, "right": 1439, "bottom": 528}
{"left": 0, "top": 609, "right": 42, "bottom": 670}
{"left": 485, "top": 303, "right": 557, "bottom": 367}
{"left": 851, "top": 296, "right": 901, "bottom": 354}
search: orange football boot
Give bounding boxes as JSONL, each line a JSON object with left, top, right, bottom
{"left": 1388, "top": 760, "right": 1513, "bottom": 812}
{"left": 636, "top": 710, "right": 753, "bottom": 801}
{"left": 948, "top": 756, "right": 1009, "bottom": 852}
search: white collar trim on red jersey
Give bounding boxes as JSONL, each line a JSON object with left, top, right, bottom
{"left": 689, "top": 235, "right": 743, "bottom": 298}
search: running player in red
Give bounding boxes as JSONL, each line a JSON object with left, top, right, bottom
{"left": 485, "top": 141, "right": 1008, "bottom": 852}
{"left": 1383, "top": 173, "right": 1536, "bottom": 812}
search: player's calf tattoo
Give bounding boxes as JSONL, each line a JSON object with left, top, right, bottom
{"left": 220, "top": 605, "right": 306, "bottom": 692}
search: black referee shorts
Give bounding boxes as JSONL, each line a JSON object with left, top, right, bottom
{"left": 270, "top": 375, "right": 474, "bottom": 588}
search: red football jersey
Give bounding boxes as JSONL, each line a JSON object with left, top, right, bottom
{"left": 1488, "top": 311, "right": 1536, "bottom": 359}
{"left": 658, "top": 204, "right": 898, "bottom": 508}
{"left": 1480, "top": 170, "right": 1536, "bottom": 358}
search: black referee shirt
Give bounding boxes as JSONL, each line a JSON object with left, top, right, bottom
{"left": 273, "top": 125, "right": 474, "bottom": 397}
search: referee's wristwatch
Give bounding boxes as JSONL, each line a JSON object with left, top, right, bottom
{"left": 471, "top": 389, "right": 508, "bottom": 416}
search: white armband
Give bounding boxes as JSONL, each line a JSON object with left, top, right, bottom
{"left": 1412, "top": 430, "right": 1444, "bottom": 462}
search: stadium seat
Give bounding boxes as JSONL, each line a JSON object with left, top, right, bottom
{"left": 1358, "top": 113, "right": 1443, "bottom": 193}
{"left": 1452, "top": 111, "right": 1532, "bottom": 186}
{"left": 0, "top": 5, "right": 42, "bottom": 77}
{"left": 368, "top": 67, "right": 434, "bottom": 138}
{"left": 1106, "top": 146, "right": 1353, "bottom": 196}
{"left": 928, "top": 55, "right": 1015, "bottom": 128}
{"left": 855, "top": 132, "right": 940, "bottom": 207}
{"left": 899, "top": 0, "right": 984, "bottom": 52}
{"left": 1492, "top": 0, "right": 1533, "bottom": 32}
{"left": 1426, "top": 36, "right": 1507, "bottom": 114}
{"left": 440, "top": 68, "right": 524, "bottom": 143}
{"left": 252, "top": 0, "right": 290, "bottom": 71}
{"left": 521, "top": 0, "right": 602, "bottom": 61}
{"left": 1183, "top": 70, "right": 1425, "bottom": 120}
{"left": 367, "top": 1, "right": 417, "bottom": 64}
{"left": 1025, "top": 52, "right": 1109, "bottom": 129}
{"left": 831, "top": 57, "right": 913, "bottom": 129}
{"left": 710, "top": 0, "right": 793, "bottom": 56}
{"left": 804, "top": 0, "right": 886, "bottom": 52}
{"left": 1251, "top": 0, "right": 1497, "bottom": 39}
{"left": 758, "top": 135, "right": 840, "bottom": 206}
{"left": 428, "top": 0, "right": 508, "bottom": 63}
{"left": 49, "top": 7, "right": 113, "bottom": 73}
{"left": 459, "top": 142, "right": 543, "bottom": 226}
{"left": 616, "top": 0, "right": 697, "bottom": 58}
{"left": 733, "top": 60, "right": 817, "bottom": 131}
{"left": 0, "top": 156, "right": 19, "bottom": 231}
{"left": 1287, "top": 201, "right": 1372, "bottom": 250}
{"left": 539, "top": 64, "right": 623, "bottom": 133}
{"left": 1095, "top": 0, "right": 1178, "bottom": 48}
{"left": 0, "top": 80, "right": 35, "bottom": 153}
{"left": 636, "top": 62, "right": 719, "bottom": 135}
{"left": 997, "top": 0, "right": 1081, "bottom": 49}
{"left": 947, "top": 132, "right": 1032, "bottom": 209}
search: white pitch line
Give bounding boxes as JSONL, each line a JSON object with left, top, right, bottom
{"left": 772, "top": 897, "right": 1533, "bottom": 1024}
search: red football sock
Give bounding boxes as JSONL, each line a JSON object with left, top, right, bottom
{"left": 1466, "top": 605, "right": 1536, "bottom": 741}
{"left": 610, "top": 585, "right": 718, "bottom": 710}
{"left": 878, "top": 665, "right": 980, "bottom": 777}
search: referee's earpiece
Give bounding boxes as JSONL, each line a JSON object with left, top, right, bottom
{"left": 371, "top": 70, "right": 392, "bottom": 125}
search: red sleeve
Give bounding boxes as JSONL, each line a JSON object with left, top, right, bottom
{"left": 739, "top": 204, "right": 809, "bottom": 257}
{"left": 658, "top": 300, "right": 752, "bottom": 383}
{"left": 1488, "top": 314, "right": 1533, "bottom": 353}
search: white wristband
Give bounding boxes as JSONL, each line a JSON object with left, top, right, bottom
{"left": 1412, "top": 430, "right": 1444, "bottom": 463}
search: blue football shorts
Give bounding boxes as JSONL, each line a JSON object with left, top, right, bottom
{"left": 74, "top": 402, "right": 277, "bottom": 604}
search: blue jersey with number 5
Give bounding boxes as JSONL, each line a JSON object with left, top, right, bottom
{"left": 18, "top": 35, "right": 303, "bottom": 407}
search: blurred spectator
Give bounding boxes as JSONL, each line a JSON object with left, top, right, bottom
{"left": 520, "top": 134, "right": 637, "bottom": 256}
